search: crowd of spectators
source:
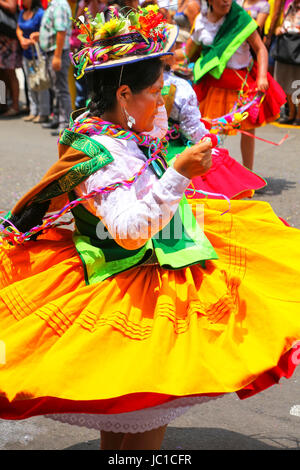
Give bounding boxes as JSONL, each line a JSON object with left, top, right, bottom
{"left": 0, "top": 0, "right": 299, "bottom": 129}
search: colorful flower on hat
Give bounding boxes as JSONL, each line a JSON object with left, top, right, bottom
{"left": 129, "top": 10, "right": 166, "bottom": 41}
{"left": 73, "top": 6, "right": 167, "bottom": 44}
{"left": 70, "top": 5, "right": 170, "bottom": 79}
{"left": 94, "top": 17, "right": 127, "bottom": 40}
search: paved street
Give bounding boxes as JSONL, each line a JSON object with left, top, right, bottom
{"left": 0, "top": 117, "right": 299, "bottom": 450}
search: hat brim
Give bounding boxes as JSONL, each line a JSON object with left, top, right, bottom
{"left": 84, "top": 24, "right": 179, "bottom": 72}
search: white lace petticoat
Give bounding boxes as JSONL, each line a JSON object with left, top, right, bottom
{"left": 46, "top": 395, "right": 223, "bottom": 433}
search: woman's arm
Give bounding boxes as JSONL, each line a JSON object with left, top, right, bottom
{"left": 185, "top": 1, "right": 201, "bottom": 30}
{"left": 256, "top": 12, "right": 269, "bottom": 31}
{"left": 264, "top": 0, "right": 285, "bottom": 48}
{"left": 247, "top": 30, "right": 269, "bottom": 92}
{"left": 0, "top": 0, "right": 17, "bottom": 14}
{"left": 81, "top": 165, "right": 191, "bottom": 251}
{"left": 16, "top": 24, "right": 32, "bottom": 49}
{"left": 30, "top": 31, "right": 40, "bottom": 42}
{"left": 174, "top": 37, "right": 201, "bottom": 64}
{"left": 79, "top": 140, "right": 211, "bottom": 251}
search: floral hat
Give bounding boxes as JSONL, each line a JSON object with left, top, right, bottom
{"left": 71, "top": 5, "right": 179, "bottom": 79}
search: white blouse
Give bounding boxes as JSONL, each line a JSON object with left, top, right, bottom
{"left": 75, "top": 134, "right": 190, "bottom": 251}
{"left": 191, "top": 12, "right": 252, "bottom": 70}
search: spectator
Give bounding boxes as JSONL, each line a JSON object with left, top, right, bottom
{"left": 173, "top": 0, "right": 201, "bottom": 34}
{"left": 263, "top": 0, "right": 285, "bottom": 75}
{"left": 71, "top": 0, "right": 108, "bottom": 110}
{"left": 0, "top": 0, "right": 22, "bottom": 117}
{"left": 16, "top": 0, "right": 50, "bottom": 123}
{"left": 38, "top": 0, "right": 72, "bottom": 135}
{"left": 274, "top": 0, "right": 300, "bottom": 124}
{"left": 238, "top": 0, "right": 270, "bottom": 34}
{"left": 76, "top": 0, "right": 107, "bottom": 17}
{"left": 115, "top": 0, "right": 139, "bottom": 12}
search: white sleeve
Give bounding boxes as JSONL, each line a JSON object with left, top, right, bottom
{"left": 190, "top": 13, "right": 205, "bottom": 45}
{"left": 177, "top": 85, "right": 208, "bottom": 143}
{"left": 79, "top": 164, "right": 190, "bottom": 251}
{"left": 261, "top": 2, "right": 270, "bottom": 14}
{"left": 167, "top": 73, "right": 208, "bottom": 143}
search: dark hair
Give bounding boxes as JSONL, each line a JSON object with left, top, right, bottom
{"left": 26, "top": 0, "right": 42, "bottom": 13}
{"left": 87, "top": 58, "right": 164, "bottom": 117}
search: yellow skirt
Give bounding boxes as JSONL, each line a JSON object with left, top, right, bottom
{"left": 0, "top": 198, "right": 300, "bottom": 419}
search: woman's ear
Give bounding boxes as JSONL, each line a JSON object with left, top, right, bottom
{"left": 116, "top": 85, "right": 132, "bottom": 107}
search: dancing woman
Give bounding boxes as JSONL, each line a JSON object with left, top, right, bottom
{"left": 0, "top": 8, "right": 300, "bottom": 450}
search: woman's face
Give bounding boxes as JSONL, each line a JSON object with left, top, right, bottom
{"left": 23, "top": 0, "right": 33, "bottom": 10}
{"left": 209, "top": 0, "right": 232, "bottom": 17}
{"left": 126, "top": 71, "right": 165, "bottom": 134}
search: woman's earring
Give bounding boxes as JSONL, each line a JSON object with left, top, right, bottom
{"left": 124, "top": 108, "right": 136, "bottom": 129}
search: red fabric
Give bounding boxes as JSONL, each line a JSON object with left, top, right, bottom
{"left": 200, "top": 118, "right": 212, "bottom": 130}
{"left": 188, "top": 147, "right": 266, "bottom": 200}
{"left": 1, "top": 345, "right": 299, "bottom": 420}
{"left": 193, "top": 62, "right": 286, "bottom": 126}
{"left": 237, "top": 343, "right": 300, "bottom": 399}
{"left": 279, "top": 217, "right": 290, "bottom": 227}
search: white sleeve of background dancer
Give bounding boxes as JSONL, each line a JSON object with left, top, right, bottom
{"left": 79, "top": 165, "right": 190, "bottom": 251}
{"left": 178, "top": 86, "right": 208, "bottom": 143}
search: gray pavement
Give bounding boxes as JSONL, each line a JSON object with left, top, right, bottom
{"left": 0, "top": 117, "right": 300, "bottom": 450}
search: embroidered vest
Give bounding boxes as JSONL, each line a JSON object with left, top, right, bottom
{"left": 55, "top": 124, "right": 218, "bottom": 285}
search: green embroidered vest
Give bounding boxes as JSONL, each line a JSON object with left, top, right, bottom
{"left": 40, "top": 125, "right": 218, "bottom": 285}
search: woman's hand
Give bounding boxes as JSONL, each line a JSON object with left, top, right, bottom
{"left": 247, "top": 31, "right": 269, "bottom": 92}
{"left": 257, "top": 76, "right": 269, "bottom": 92}
{"left": 30, "top": 32, "right": 40, "bottom": 43}
{"left": 173, "top": 140, "right": 212, "bottom": 179}
{"left": 52, "top": 55, "right": 62, "bottom": 71}
{"left": 275, "top": 26, "right": 284, "bottom": 35}
{"left": 20, "top": 37, "right": 33, "bottom": 50}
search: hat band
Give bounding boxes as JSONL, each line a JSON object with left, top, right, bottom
{"left": 71, "top": 33, "right": 167, "bottom": 77}
{"left": 90, "top": 32, "right": 160, "bottom": 48}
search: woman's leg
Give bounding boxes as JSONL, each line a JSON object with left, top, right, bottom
{"left": 286, "top": 94, "right": 296, "bottom": 120}
{"left": 120, "top": 425, "right": 168, "bottom": 450}
{"left": 22, "top": 58, "right": 38, "bottom": 117}
{"left": 100, "top": 431, "right": 126, "bottom": 450}
{"left": 240, "top": 129, "right": 255, "bottom": 170}
{"left": 3, "top": 69, "right": 19, "bottom": 112}
{"left": 38, "top": 88, "right": 50, "bottom": 117}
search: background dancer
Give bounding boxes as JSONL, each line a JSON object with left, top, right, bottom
{"left": 175, "top": 0, "right": 286, "bottom": 170}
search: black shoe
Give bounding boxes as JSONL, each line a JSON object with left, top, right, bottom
{"left": 42, "top": 120, "right": 59, "bottom": 129}
{"left": 51, "top": 130, "right": 61, "bottom": 136}
{"left": 278, "top": 116, "right": 295, "bottom": 124}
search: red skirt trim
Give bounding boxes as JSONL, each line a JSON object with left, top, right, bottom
{"left": 188, "top": 147, "right": 266, "bottom": 200}
{"left": 1, "top": 344, "right": 299, "bottom": 420}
